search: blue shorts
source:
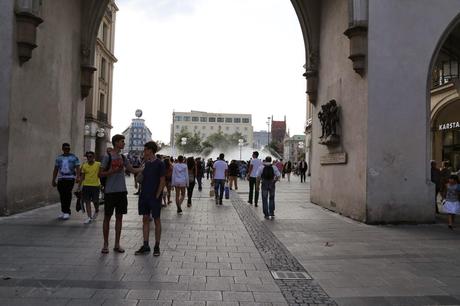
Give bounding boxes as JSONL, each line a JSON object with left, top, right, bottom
{"left": 138, "top": 196, "right": 162, "bottom": 219}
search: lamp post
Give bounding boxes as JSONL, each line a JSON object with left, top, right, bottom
{"left": 181, "top": 137, "right": 187, "bottom": 154}
{"left": 238, "top": 139, "right": 244, "bottom": 161}
{"left": 266, "top": 116, "right": 271, "bottom": 147}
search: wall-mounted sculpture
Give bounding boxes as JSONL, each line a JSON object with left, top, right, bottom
{"left": 318, "top": 99, "right": 340, "bottom": 146}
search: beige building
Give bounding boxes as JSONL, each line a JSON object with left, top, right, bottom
{"left": 171, "top": 111, "right": 253, "bottom": 145}
{"left": 430, "top": 33, "right": 460, "bottom": 171}
{"left": 84, "top": 1, "right": 118, "bottom": 159}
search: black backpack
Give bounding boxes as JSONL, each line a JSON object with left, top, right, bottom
{"left": 261, "top": 165, "right": 274, "bottom": 181}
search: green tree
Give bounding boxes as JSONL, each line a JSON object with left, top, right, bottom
{"left": 174, "top": 128, "right": 202, "bottom": 153}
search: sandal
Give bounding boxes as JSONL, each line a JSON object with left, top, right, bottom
{"left": 101, "top": 247, "right": 109, "bottom": 254}
{"left": 113, "top": 246, "right": 125, "bottom": 253}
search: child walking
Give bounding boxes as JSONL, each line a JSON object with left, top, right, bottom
{"left": 442, "top": 175, "right": 460, "bottom": 230}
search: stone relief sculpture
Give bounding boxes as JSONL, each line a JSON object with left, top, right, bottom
{"left": 318, "top": 99, "right": 340, "bottom": 146}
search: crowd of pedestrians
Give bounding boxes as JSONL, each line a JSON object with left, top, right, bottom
{"left": 52, "top": 136, "right": 312, "bottom": 256}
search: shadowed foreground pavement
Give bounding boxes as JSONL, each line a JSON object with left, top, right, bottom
{"left": 0, "top": 176, "right": 459, "bottom": 306}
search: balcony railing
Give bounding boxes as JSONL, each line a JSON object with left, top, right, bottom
{"left": 97, "top": 111, "right": 108, "bottom": 123}
{"left": 432, "top": 59, "right": 459, "bottom": 88}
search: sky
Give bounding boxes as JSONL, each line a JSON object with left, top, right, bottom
{"left": 112, "top": 0, "right": 306, "bottom": 143}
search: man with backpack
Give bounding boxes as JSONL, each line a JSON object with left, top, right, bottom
{"left": 257, "top": 156, "right": 281, "bottom": 219}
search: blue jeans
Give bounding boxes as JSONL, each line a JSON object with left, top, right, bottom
{"left": 261, "top": 180, "right": 276, "bottom": 217}
{"left": 214, "top": 179, "right": 226, "bottom": 201}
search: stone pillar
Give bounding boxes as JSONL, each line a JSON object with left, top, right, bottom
{"left": 0, "top": 0, "right": 14, "bottom": 215}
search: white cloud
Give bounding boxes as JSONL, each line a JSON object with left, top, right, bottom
{"left": 112, "top": 0, "right": 306, "bottom": 142}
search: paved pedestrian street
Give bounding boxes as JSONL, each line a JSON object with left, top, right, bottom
{"left": 0, "top": 177, "right": 460, "bottom": 306}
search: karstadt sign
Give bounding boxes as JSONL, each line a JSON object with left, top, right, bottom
{"left": 439, "top": 121, "right": 460, "bottom": 131}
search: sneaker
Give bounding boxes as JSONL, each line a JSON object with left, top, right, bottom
{"left": 219, "top": 199, "right": 223, "bottom": 205}
{"left": 264, "top": 215, "right": 270, "bottom": 219}
{"left": 58, "top": 212, "right": 64, "bottom": 219}
{"left": 247, "top": 201, "right": 252, "bottom": 205}
{"left": 83, "top": 217, "right": 92, "bottom": 224}
{"left": 153, "top": 246, "right": 160, "bottom": 257}
{"left": 177, "top": 208, "right": 183, "bottom": 215}
{"left": 135, "top": 245, "right": 151, "bottom": 255}
{"left": 270, "top": 213, "right": 275, "bottom": 218}
{"left": 92, "top": 212, "right": 98, "bottom": 220}
{"left": 62, "top": 213, "right": 70, "bottom": 220}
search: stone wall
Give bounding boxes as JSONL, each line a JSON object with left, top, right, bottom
{"left": 366, "top": 0, "right": 460, "bottom": 223}
{"left": 5, "top": 1, "right": 84, "bottom": 214}
{"left": 310, "top": 0, "right": 368, "bottom": 221}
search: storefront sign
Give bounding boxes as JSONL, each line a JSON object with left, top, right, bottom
{"left": 439, "top": 121, "right": 460, "bottom": 131}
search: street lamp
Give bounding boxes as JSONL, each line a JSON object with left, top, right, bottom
{"left": 181, "top": 137, "right": 187, "bottom": 153}
{"left": 238, "top": 139, "right": 244, "bottom": 161}
{"left": 266, "top": 116, "right": 271, "bottom": 146}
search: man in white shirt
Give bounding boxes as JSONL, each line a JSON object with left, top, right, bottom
{"left": 246, "top": 151, "right": 262, "bottom": 206}
{"left": 212, "top": 153, "right": 228, "bottom": 205}
{"left": 256, "top": 156, "right": 281, "bottom": 219}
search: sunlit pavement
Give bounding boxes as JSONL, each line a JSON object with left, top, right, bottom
{"left": 0, "top": 175, "right": 459, "bottom": 305}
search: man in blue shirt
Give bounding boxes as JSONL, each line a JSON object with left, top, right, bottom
{"left": 134, "top": 141, "right": 165, "bottom": 256}
{"left": 52, "top": 143, "right": 81, "bottom": 220}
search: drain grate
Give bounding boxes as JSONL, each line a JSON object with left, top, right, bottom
{"left": 271, "top": 271, "right": 312, "bottom": 280}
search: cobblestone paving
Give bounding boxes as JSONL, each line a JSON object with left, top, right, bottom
{"left": 230, "top": 194, "right": 337, "bottom": 306}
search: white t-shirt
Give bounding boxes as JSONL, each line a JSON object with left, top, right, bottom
{"left": 249, "top": 158, "right": 262, "bottom": 177}
{"left": 213, "top": 160, "right": 228, "bottom": 180}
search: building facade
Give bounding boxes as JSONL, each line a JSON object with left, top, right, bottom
{"left": 171, "top": 111, "right": 253, "bottom": 145}
{"left": 121, "top": 118, "right": 152, "bottom": 154}
{"left": 84, "top": 0, "right": 118, "bottom": 159}
{"left": 430, "top": 25, "right": 460, "bottom": 171}
{"left": 270, "top": 116, "right": 287, "bottom": 154}
{"left": 253, "top": 131, "right": 271, "bottom": 149}
{"left": 283, "top": 135, "right": 306, "bottom": 163}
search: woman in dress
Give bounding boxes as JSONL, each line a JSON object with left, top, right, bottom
{"left": 442, "top": 175, "right": 460, "bottom": 230}
{"left": 171, "top": 155, "right": 188, "bottom": 215}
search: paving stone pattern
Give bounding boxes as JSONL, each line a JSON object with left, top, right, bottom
{"left": 230, "top": 194, "right": 337, "bottom": 306}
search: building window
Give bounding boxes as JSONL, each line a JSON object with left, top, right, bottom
{"left": 225, "top": 118, "right": 232, "bottom": 123}
{"left": 102, "top": 23, "right": 109, "bottom": 46}
{"left": 217, "top": 117, "right": 224, "bottom": 123}
{"left": 175, "top": 116, "right": 182, "bottom": 121}
{"left": 200, "top": 117, "right": 207, "bottom": 122}
{"left": 99, "top": 93, "right": 105, "bottom": 112}
{"left": 242, "top": 118, "right": 250, "bottom": 123}
{"left": 209, "top": 117, "right": 216, "bottom": 122}
{"left": 183, "top": 116, "right": 190, "bottom": 121}
{"left": 192, "top": 117, "right": 199, "bottom": 122}
{"left": 100, "top": 58, "right": 107, "bottom": 81}
{"left": 234, "top": 118, "right": 241, "bottom": 123}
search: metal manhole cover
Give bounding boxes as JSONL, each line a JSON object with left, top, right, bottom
{"left": 271, "top": 271, "right": 312, "bottom": 280}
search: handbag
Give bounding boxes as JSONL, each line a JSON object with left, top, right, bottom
{"left": 209, "top": 188, "right": 215, "bottom": 197}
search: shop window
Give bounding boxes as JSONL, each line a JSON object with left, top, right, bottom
{"left": 443, "top": 131, "right": 454, "bottom": 146}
